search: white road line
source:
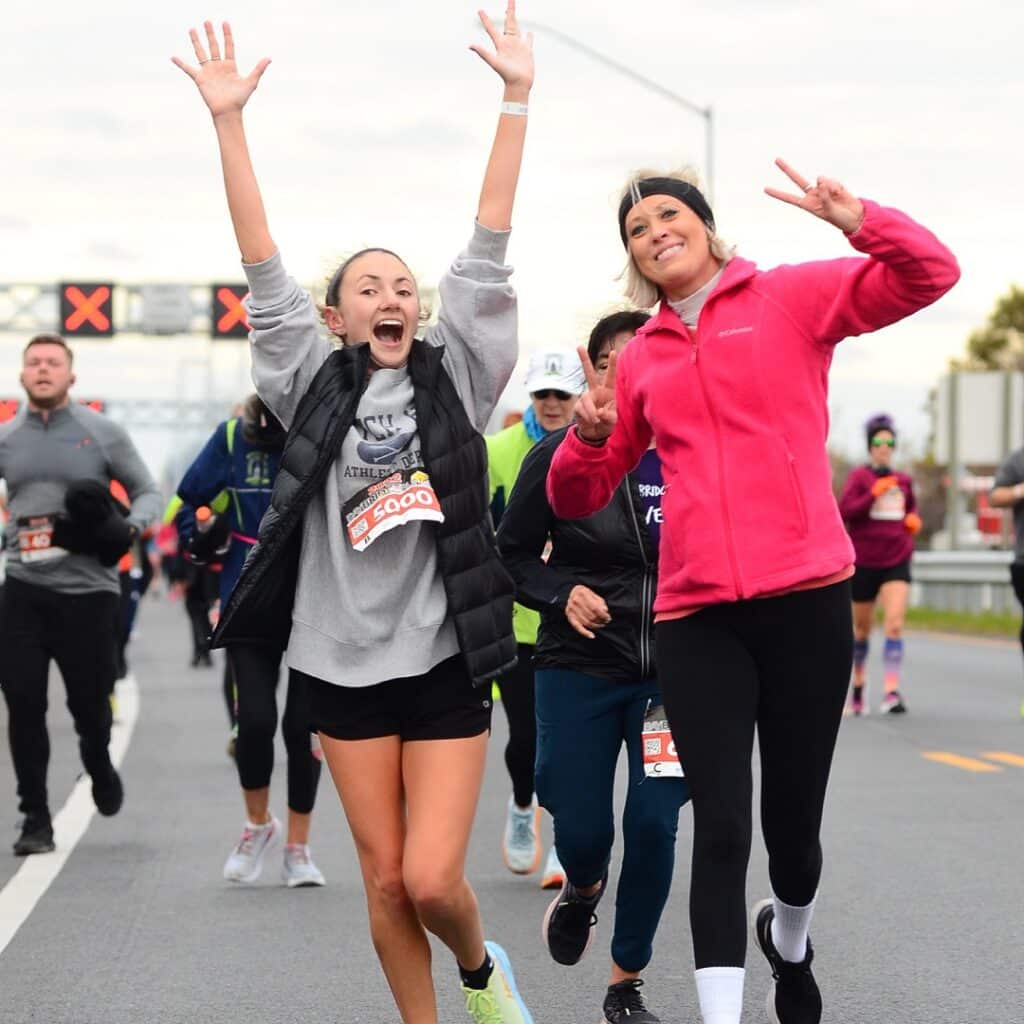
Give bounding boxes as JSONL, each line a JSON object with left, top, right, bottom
{"left": 0, "top": 674, "right": 140, "bottom": 957}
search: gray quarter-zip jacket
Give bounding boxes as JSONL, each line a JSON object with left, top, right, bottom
{"left": 0, "top": 402, "right": 163, "bottom": 595}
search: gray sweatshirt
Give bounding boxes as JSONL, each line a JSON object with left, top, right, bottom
{"left": 243, "top": 222, "right": 517, "bottom": 687}
{"left": 0, "top": 402, "right": 162, "bottom": 595}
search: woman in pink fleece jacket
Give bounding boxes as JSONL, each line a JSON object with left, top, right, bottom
{"left": 546, "top": 160, "right": 959, "bottom": 1024}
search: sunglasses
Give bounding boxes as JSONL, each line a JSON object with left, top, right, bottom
{"left": 533, "top": 389, "right": 573, "bottom": 401}
{"left": 871, "top": 438, "right": 896, "bottom": 448}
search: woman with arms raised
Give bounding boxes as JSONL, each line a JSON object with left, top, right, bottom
{"left": 173, "top": 8, "right": 535, "bottom": 1023}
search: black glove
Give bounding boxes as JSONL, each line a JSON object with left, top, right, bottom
{"left": 185, "top": 513, "right": 232, "bottom": 565}
{"left": 53, "top": 479, "right": 134, "bottom": 567}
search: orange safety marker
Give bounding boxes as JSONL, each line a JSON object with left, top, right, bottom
{"left": 215, "top": 286, "right": 250, "bottom": 334}
{"left": 64, "top": 285, "right": 111, "bottom": 331}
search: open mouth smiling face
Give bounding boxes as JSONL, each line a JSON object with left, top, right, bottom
{"left": 324, "top": 250, "right": 421, "bottom": 369}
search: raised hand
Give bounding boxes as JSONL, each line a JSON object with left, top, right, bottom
{"left": 573, "top": 345, "right": 618, "bottom": 444}
{"left": 765, "top": 158, "right": 865, "bottom": 234}
{"left": 470, "top": 1, "right": 535, "bottom": 93}
{"left": 171, "top": 21, "right": 271, "bottom": 118}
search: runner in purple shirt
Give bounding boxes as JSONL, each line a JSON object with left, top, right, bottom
{"left": 837, "top": 414, "right": 920, "bottom": 715}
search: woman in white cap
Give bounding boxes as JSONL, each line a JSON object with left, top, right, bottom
{"left": 486, "top": 348, "right": 584, "bottom": 889}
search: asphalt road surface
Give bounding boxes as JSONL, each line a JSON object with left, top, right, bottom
{"left": 1, "top": 595, "right": 1022, "bottom": 1023}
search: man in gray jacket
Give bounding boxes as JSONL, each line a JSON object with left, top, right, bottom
{"left": 0, "top": 333, "right": 162, "bottom": 855}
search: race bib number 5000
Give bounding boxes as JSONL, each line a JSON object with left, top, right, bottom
{"left": 343, "top": 468, "right": 445, "bottom": 552}
{"left": 642, "top": 703, "right": 683, "bottom": 779}
{"left": 17, "top": 514, "right": 68, "bottom": 565}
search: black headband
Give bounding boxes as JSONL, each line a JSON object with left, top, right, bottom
{"left": 618, "top": 178, "right": 715, "bottom": 247}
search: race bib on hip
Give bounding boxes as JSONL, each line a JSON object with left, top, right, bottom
{"left": 17, "top": 514, "right": 68, "bottom": 565}
{"left": 343, "top": 468, "right": 445, "bottom": 552}
{"left": 642, "top": 703, "right": 683, "bottom": 779}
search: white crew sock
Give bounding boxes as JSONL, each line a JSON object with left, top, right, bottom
{"left": 694, "top": 967, "right": 744, "bottom": 1024}
{"left": 771, "top": 893, "right": 816, "bottom": 962}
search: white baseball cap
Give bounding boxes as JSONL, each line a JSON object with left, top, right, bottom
{"left": 524, "top": 349, "right": 586, "bottom": 396}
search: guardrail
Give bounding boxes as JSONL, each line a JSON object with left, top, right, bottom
{"left": 910, "top": 550, "right": 1017, "bottom": 614}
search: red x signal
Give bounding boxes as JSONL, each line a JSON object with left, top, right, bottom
{"left": 61, "top": 283, "right": 114, "bottom": 336}
{"left": 212, "top": 284, "right": 250, "bottom": 339}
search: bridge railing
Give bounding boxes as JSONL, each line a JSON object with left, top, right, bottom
{"left": 910, "top": 550, "right": 1017, "bottom": 614}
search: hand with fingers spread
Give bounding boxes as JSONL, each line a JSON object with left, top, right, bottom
{"left": 765, "top": 157, "right": 865, "bottom": 234}
{"left": 565, "top": 584, "right": 611, "bottom": 640}
{"left": 171, "top": 21, "right": 271, "bottom": 119}
{"left": 470, "top": 1, "right": 535, "bottom": 94}
{"left": 573, "top": 345, "right": 618, "bottom": 444}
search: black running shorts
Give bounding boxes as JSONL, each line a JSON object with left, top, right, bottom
{"left": 302, "top": 654, "right": 492, "bottom": 742}
{"left": 850, "top": 559, "right": 911, "bottom": 603}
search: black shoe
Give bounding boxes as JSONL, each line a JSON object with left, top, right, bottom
{"left": 13, "top": 813, "right": 55, "bottom": 856}
{"left": 542, "top": 869, "right": 607, "bottom": 965}
{"left": 602, "top": 979, "right": 660, "bottom": 1023}
{"left": 92, "top": 767, "right": 124, "bottom": 816}
{"left": 751, "top": 899, "right": 822, "bottom": 1024}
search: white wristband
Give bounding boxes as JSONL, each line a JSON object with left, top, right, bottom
{"left": 500, "top": 101, "right": 529, "bottom": 117}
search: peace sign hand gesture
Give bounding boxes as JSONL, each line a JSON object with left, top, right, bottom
{"left": 470, "top": 1, "right": 535, "bottom": 93}
{"left": 765, "top": 158, "right": 865, "bottom": 234}
{"left": 172, "top": 21, "right": 271, "bottom": 119}
{"left": 573, "top": 345, "right": 618, "bottom": 444}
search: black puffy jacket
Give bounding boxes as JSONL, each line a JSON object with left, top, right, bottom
{"left": 496, "top": 427, "right": 658, "bottom": 682}
{"left": 212, "top": 340, "right": 517, "bottom": 686}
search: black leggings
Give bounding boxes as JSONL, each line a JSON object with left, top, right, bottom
{"left": 1009, "top": 563, "right": 1024, "bottom": 659}
{"left": 498, "top": 643, "right": 537, "bottom": 808}
{"left": 655, "top": 580, "right": 852, "bottom": 968}
{"left": 228, "top": 646, "right": 321, "bottom": 815}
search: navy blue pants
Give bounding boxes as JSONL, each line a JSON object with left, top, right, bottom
{"left": 535, "top": 668, "right": 690, "bottom": 973}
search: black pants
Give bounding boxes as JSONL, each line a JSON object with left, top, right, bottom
{"left": 1009, "top": 563, "right": 1024, "bottom": 660}
{"left": 0, "top": 577, "right": 120, "bottom": 817}
{"left": 655, "top": 580, "right": 852, "bottom": 968}
{"left": 184, "top": 565, "right": 218, "bottom": 661}
{"left": 498, "top": 643, "right": 537, "bottom": 808}
{"left": 228, "top": 646, "right": 321, "bottom": 815}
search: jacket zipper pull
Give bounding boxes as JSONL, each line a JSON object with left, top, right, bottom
{"left": 691, "top": 342, "right": 698, "bottom": 365}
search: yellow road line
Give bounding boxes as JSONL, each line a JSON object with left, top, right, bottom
{"left": 981, "top": 751, "right": 1024, "bottom": 768}
{"left": 922, "top": 752, "right": 1003, "bottom": 773}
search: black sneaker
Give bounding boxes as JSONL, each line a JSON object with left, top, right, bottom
{"left": 13, "top": 814, "right": 55, "bottom": 856}
{"left": 541, "top": 869, "right": 606, "bottom": 965}
{"left": 751, "top": 899, "right": 822, "bottom": 1024}
{"left": 602, "top": 978, "right": 660, "bottom": 1023}
{"left": 92, "top": 767, "right": 124, "bottom": 816}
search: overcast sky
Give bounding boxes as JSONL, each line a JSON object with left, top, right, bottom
{"left": 2, "top": 0, "right": 1020, "bottom": 472}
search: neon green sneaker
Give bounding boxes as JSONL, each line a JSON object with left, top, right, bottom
{"left": 461, "top": 941, "right": 534, "bottom": 1023}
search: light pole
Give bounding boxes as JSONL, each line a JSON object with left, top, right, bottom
{"left": 519, "top": 19, "right": 714, "bottom": 200}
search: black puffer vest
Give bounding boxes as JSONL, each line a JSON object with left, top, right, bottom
{"left": 212, "top": 340, "right": 517, "bottom": 686}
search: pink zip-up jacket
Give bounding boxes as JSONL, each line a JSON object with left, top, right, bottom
{"left": 547, "top": 200, "right": 959, "bottom": 616}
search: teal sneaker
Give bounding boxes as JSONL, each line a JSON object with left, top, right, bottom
{"left": 461, "top": 941, "right": 534, "bottom": 1023}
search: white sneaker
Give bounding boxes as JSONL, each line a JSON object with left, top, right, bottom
{"left": 502, "top": 796, "right": 541, "bottom": 875}
{"left": 223, "top": 817, "right": 283, "bottom": 883}
{"left": 539, "top": 844, "right": 565, "bottom": 890}
{"left": 282, "top": 843, "right": 326, "bottom": 888}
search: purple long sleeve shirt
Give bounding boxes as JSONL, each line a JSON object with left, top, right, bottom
{"left": 838, "top": 464, "right": 917, "bottom": 568}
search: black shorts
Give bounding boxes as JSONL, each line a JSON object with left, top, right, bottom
{"left": 303, "top": 654, "right": 492, "bottom": 742}
{"left": 850, "top": 559, "right": 911, "bottom": 603}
